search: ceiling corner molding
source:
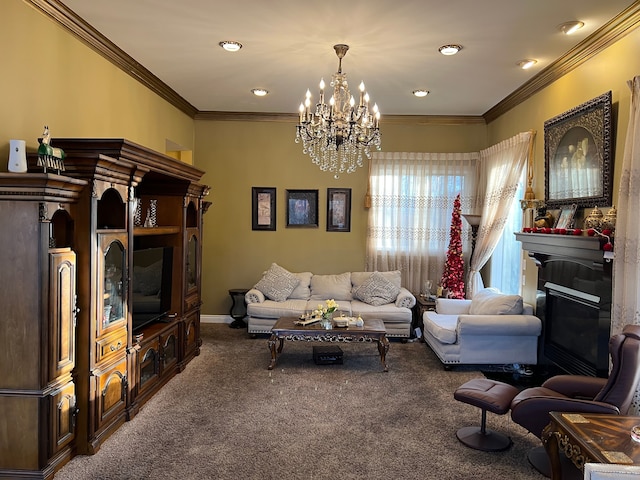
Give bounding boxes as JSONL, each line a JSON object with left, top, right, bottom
{"left": 484, "top": 2, "right": 640, "bottom": 123}
{"left": 27, "top": 0, "right": 198, "bottom": 118}
{"left": 382, "top": 115, "right": 485, "bottom": 126}
{"left": 194, "top": 111, "right": 298, "bottom": 122}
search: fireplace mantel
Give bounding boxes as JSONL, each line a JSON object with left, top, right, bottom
{"left": 515, "top": 232, "right": 610, "bottom": 271}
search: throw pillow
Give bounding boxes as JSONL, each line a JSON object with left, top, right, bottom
{"left": 253, "top": 263, "right": 300, "bottom": 302}
{"left": 309, "top": 272, "right": 353, "bottom": 301}
{"left": 469, "top": 287, "right": 523, "bottom": 315}
{"left": 351, "top": 270, "right": 402, "bottom": 290}
{"left": 353, "top": 271, "right": 400, "bottom": 306}
{"left": 288, "top": 271, "right": 313, "bottom": 300}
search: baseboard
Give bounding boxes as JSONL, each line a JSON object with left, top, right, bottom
{"left": 201, "top": 314, "right": 233, "bottom": 324}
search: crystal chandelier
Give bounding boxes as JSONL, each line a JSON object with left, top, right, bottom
{"left": 295, "top": 44, "right": 381, "bottom": 178}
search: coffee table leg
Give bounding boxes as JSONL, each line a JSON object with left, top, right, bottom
{"left": 377, "top": 335, "right": 389, "bottom": 372}
{"left": 267, "top": 334, "right": 278, "bottom": 370}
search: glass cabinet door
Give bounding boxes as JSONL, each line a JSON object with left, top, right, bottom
{"left": 186, "top": 233, "right": 198, "bottom": 292}
{"left": 102, "top": 238, "right": 126, "bottom": 330}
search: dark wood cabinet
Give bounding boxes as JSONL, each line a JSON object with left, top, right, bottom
{"left": 0, "top": 174, "right": 85, "bottom": 478}
{"left": 0, "top": 139, "right": 208, "bottom": 478}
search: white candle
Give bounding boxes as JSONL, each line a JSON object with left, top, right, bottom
{"left": 359, "top": 81, "right": 365, "bottom": 106}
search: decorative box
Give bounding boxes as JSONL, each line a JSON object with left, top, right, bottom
{"left": 313, "top": 345, "right": 343, "bottom": 365}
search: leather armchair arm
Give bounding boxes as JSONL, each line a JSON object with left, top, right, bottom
{"left": 542, "top": 375, "right": 607, "bottom": 399}
{"left": 511, "top": 396, "right": 620, "bottom": 438}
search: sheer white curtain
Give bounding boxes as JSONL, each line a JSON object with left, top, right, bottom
{"left": 366, "top": 152, "right": 479, "bottom": 293}
{"left": 468, "top": 131, "right": 532, "bottom": 298}
{"left": 612, "top": 76, "right": 640, "bottom": 414}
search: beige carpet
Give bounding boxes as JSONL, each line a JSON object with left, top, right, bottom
{"left": 54, "top": 324, "right": 543, "bottom": 479}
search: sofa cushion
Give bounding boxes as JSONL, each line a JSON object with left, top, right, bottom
{"left": 350, "top": 300, "right": 412, "bottom": 323}
{"left": 247, "top": 299, "right": 310, "bottom": 319}
{"left": 353, "top": 271, "right": 400, "bottom": 306}
{"left": 289, "top": 272, "right": 313, "bottom": 300}
{"left": 253, "top": 263, "right": 300, "bottom": 302}
{"left": 351, "top": 270, "right": 402, "bottom": 290}
{"left": 310, "top": 272, "right": 353, "bottom": 301}
{"left": 469, "top": 288, "right": 523, "bottom": 315}
{"left": 423, "top": 311, "right": 458, "bottom": 344}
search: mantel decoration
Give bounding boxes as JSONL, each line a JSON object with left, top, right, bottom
{"left": 295, "top": 44, "right": 381, "bottom": 178}
{"left": 37, "top": 125, "right": 65, "bottom": 174}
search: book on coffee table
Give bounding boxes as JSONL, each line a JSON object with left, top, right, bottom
{"left": 294, "top": 317, "right": 321, "bottom": 326}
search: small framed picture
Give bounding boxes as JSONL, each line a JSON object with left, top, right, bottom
{"left": 554, "top": 203, "right": 578, "bottom": 229}
{"left": 327, "top": 188, "right": 351, "bottom": 232}
{"left": 252, "top": 187, "right": 276, "bottom": 231}
{"left": 286, "top": 189, "right": 318, "bottom": 228}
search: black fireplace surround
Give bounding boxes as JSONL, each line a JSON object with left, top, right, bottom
{"left": 516, "top": 233, "right": 612, "bottom": 377}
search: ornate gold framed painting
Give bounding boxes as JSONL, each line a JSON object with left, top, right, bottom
{"left": 544, "top": 91, "right": 613, "bottom": 209}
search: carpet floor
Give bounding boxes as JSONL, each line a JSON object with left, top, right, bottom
{"left": 54, "top": 324, "right": 544, "bottom": 479}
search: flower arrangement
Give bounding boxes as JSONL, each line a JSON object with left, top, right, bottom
{"left": 314, "top": 299, "right": 339, "bottom": 319}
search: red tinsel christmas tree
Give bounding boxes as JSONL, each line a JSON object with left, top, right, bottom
{"left": 440, "top": 194, "right": 465, "bottom": 299}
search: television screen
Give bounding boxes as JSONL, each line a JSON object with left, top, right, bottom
{"left": 131, "top": 246, "right": 173, "bottom": 331}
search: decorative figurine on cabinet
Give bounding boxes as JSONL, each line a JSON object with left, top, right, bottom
{"left": 37, "top": 125, "right": 65, "bottom": 174}
{"left": 534, "top": 207, "right": 554, "bottom": 228}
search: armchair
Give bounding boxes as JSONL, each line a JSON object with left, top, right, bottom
{"left": 510, "top": 324, "right": 640, "bottom": 474}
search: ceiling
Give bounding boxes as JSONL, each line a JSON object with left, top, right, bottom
{"left": 59, "top": 0, "right": 636, "bottom": 117}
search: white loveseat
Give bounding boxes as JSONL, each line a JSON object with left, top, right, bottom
{"left": 245, "top": 264, "right": 416, "bottom": 338}
{"left": 422, "top": 288, "right": 542, "bottom": 367}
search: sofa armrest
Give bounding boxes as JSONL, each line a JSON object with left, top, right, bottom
{"left": 245, "top": 288, "right": 265, "bottom": 304}
{"left": 436, "top": 298, "right": 472, "bottom": 315}
{"left": 457, "top": 314, "right": 541, "bottom": 336}
{"left": 395, "top": 288, "right": 416, "bottom": 308}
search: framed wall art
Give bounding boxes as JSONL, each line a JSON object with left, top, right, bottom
{"left": 286, "top": 189, "right": 318, "bottom": 227}
{"left": 544, "top": 91, "right": 613, "bottom": 209}
{"left": 327, "top": 188, "right": 351, "bottom": 232}
{"left": 252, "top": 187, "right": 276, "bottom": 231}
{"left": 554, "top": 204, "right": 578, "bottom": 229}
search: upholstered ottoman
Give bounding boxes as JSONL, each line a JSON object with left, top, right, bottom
{"left": 454, "top": 378, "right": 519, "bottom": 451}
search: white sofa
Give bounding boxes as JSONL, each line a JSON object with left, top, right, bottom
{"left": 584, "top": 463, "right": 640, "bottom": 479}
{"left": 422, "top": 288, "right": 542, "bottom": 367}
{"left": 245, "top": 264, "right": 416, "bottom": 338}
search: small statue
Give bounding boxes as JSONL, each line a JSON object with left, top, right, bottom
{"left": 534, "top": 207, "right": 554, "bottom": 228}
{"left": 37, "top": 125, "right": 65, "bottom": 174}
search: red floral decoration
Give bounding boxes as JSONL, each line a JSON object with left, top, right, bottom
{"left": 440, "top": 194, "right": 465, "bottom": 299}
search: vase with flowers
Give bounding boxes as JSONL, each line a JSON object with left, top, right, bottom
{"left": 314, "top": 299, "right": 339, "bottom": 328}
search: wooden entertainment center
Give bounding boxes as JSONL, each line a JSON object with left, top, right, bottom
{"left": 0, "top": 139, "right": 209, "bottom": 479}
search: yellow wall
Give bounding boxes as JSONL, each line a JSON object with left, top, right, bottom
{"left": 0, "top": 1, "right": 194, "bottom": 163}
{"left": 196, "top": 119, "right": 487, "bottom": 313}
{"left": 486, "top": 27, "right": 640, "bottom": 305}
{"left": 4, "top": 0, "right": 637, "bottom": 315}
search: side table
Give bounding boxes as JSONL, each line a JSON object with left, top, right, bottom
{"left": 228, "top": 288, "right": 249, "bottom": 329}
{"left": 542, "top": 412, "right": 640, "bottom": 479}
{"left": 412, "top": 294, "right": 436, "bottom": 340}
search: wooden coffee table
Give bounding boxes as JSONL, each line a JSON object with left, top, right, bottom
{"left": 267, "top": 316, "right": 389, "bottom": 371}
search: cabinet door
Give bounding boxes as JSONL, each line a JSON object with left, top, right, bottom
{"left": 49, "top": 380, "right": 77, "bottom": 456}
{"left": 160, "top": 326, "right": 179, "bottom": 375}
{"left": 137, "top": 340, "right": 160, "bottom": 394}
{"left": 97, "top": 234, "right": 127, "bottom": 337}
{"left": 49, "top": 249, "right": 76, "bottom": 380}
{"left": 183, "top": 311, "right": 200, "bottom": 358}
{"left": 94, "top": 357, "right": 127, "bottom": 431}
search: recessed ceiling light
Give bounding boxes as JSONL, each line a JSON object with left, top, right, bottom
{"left": 251, "top": 88, "right": 269, "bottom": 97}
{"left": 412, "top": 90, "right": 430, "bottom": 97}
{"left": 558, "top": 21, "right": 585, "bottom": 35}
{"left": 439, "top": 45, "right": 462, "bottom": 56}
{"left": 219, "top": 41, "right": 242, "bottom": 52}
{"left": 517, "top": 59, "right": 538, "bottom": 70}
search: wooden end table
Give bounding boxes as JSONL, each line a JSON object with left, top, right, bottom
{"left": 542, "top": 412, "right": 640, "bottom": 479}
{"left": 267, "top": 317, "right": 389, "bottom": 372}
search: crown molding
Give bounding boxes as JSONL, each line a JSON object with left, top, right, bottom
{"left": 28, "top": 0, "right": 640, "bottom": 125}
{"left": 27, "top": 0, "right": 198, "bottom": 117}
{"left": 484, "top": 2, "right": 640, "bottom": 123}
{"left": 194, "top": 111, "right": 485, "bottom": 125}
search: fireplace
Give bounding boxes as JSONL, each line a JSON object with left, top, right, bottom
{"left": 516, "top": 233, "right": 612, "bottom": 377}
